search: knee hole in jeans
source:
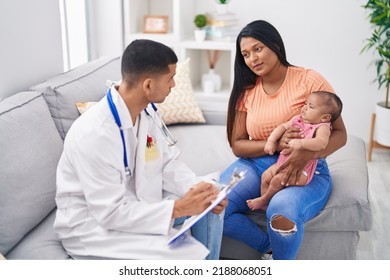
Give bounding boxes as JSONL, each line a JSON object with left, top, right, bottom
{"left": 270, "top": 215, "right": 297, "bottom": 236}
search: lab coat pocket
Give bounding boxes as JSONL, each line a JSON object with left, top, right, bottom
{"left": 143, "top": 139, "right": 164, "bottom": 194}
{"left": 145, "top": 135, "right": 160, "bottom": 162}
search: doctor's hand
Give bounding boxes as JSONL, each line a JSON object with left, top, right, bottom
{"left": 211, "top": 196, "right": 228, "bottom": 215}
{"left": 172, "top": 182, "right": 224, "bottom": 218}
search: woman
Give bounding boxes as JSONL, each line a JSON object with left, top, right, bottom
{"left": 220, "top": 20, "right": 347, "bottom": 260}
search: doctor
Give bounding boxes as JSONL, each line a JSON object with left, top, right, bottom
{"left": 54, "top": 39, "right": 227, "bottom": 260}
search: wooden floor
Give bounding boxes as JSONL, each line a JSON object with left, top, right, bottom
{"left": 356, "top": 147, "right": 390, "bottom": 260}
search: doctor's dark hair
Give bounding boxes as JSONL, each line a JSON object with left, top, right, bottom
{"left": 121, "top": 39, "right": 178, "bottom": 87}
{"left": 227, "top": 20, "right": 292, "bottom": 145}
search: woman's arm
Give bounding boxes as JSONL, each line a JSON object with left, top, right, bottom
{"left": 318, "top": 115, "right": 347, "bottom": 157}
{"left": 230, "top": 111, "right": 268, "bottom": 158}
{"left": 275, "top": 115, "right": 347, "bottom": 186}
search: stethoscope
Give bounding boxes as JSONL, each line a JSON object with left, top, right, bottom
{"left": 106, "top": 89, "right": 177, "bottom": 176}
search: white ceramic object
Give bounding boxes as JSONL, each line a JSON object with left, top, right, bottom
{"left": 375, "top": 102, "right": 390, "bottom": 146}
{"left": 202, "top": 69, "right": 222, "bottom": 94}
{"left": 216, "top": 3, "right": 229, "bottom": 14}
{"left": 194, "top": 29, "right": 206, "bottom": 41}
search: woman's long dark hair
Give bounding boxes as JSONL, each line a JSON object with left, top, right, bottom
{"left": 226, "top": 20, "right": 292, "bottom": 146}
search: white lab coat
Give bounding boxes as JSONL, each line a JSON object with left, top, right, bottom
{"left": 54, "top": 87, "right": 209, "bottom": 259}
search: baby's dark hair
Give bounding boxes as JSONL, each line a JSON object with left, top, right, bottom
{"left": 312, "top": 91, "right": 343, "bottom": 123}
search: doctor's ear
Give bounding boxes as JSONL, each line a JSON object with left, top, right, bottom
{"left": 142, "top": 78, "right": 153, "bottom": 95}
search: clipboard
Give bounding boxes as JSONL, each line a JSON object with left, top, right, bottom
{"left": 167, "top": 170, "right": 246, "bottom": 245}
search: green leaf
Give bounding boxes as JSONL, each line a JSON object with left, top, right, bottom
{"left": 361, "top": 0, "right": 390, "bottom": 90}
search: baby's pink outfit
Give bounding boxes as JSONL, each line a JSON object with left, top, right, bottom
{"left": 277, "top": 115, "right": 331, "bottom": 184}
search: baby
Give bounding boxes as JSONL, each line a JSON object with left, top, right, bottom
{"left": 247, "top": 91, "right": 343, "bottom": 211}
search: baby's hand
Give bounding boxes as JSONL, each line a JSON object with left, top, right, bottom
{"left": 281, "top": 139, "right": 302, "bottom": 155}
{"left": 288, "top": 139, "right": 302, "bottom": 150}
{"left": 264, "top": 141, "right": 276, "bottom": 155}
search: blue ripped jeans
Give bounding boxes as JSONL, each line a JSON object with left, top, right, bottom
{"left": 220, "top": 155, "right": 332, "bottom": 260}
{"left": 174, "top": 211, "right": 224, "bottom": 260}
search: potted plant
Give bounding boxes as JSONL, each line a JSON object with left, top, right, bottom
{"left": 362, "top": 0, "right": 390, "bottom": 150}
{"left": 194, "top": 14, "right": 207, "bottom": 41}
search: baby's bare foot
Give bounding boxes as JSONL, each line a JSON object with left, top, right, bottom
{"left": 246, "top": 198, "right": 268, "bottom": 211}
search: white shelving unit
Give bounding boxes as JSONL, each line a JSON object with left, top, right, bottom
{"left": 123, "top": 0, "right": 237, "bottom": 113}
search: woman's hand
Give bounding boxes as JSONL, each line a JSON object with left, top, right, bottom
{"left": 275, "top": 148, "right": 319, "bottom": 186}
{"left": 277, "top": 127, "right": 303, "bottom": 152}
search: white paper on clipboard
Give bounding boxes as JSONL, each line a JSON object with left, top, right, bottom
{"left": 167, "top": 170, "right": 246, "bottom": 245}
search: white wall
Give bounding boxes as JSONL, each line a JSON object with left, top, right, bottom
{"left": 193, "top": 0, "right": 380, "bottom": 143}
{"left": 0, "top": 0, "right": 63, "bottom": 100}
{"left": 87, "top": 0, "right": 124, "bottom": 60}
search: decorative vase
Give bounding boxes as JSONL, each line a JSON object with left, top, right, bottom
{"left": 194, "top": 29, "right": 206, "bottom": 42}
{"left": 202, "top": 69, "right": 222, "bottom": 94}
{"left": 216, "top": 3, "right": 229, "bottom": 14}
{"left": 375, "top": 102, "right": 390, "bottom": 147}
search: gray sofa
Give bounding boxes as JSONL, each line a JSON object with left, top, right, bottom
{"left": 0, "top": 57, "right": 372, "bottom": 260}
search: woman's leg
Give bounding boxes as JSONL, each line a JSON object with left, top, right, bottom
{"left": 221, "top": 155, "right": 277, "bottom": 254}
{"left": 266, "top": 159, "right": 332, "bottom": 260}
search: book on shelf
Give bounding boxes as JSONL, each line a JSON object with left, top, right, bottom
{"left": 206, "top": 11, "right": 238, "bottom": 21}
{"left": 207, "top": 11, "right": 239, "bottom": 26}
{"left": 205, "top": 11, "right": 240, "bottom": 42}
{"left": 208, "top": 18, "right": 239, "bottom": 27}
{"left": 206, "top": 25, "right": 241, "bottom": 42}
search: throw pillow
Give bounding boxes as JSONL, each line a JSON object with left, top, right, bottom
{"left": 157, "top": 58, "right": 206, "bottom": 125}
{"left": 30, "top": 56, "right": 121, "bottom": 140}
{"left": 76, "top": 101, "right": 97, "bottom": 115}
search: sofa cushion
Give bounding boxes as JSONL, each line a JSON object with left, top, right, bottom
{"left": 202, "top": 110, "right": 227, "bottom": 126}
{"left": 0, "top": 91, "right": 63, "bottom": 255}
{"left": 169, "top": 125, "right": 236, "bottom": 176}
{"left": 305, "top": 135, "right": 372, "bottom": 231}
{"left": 30, "top": 56, "right": 121, "bottom": 139}
{"left": 6, "top": 210, "right": 70, "bottom": 259}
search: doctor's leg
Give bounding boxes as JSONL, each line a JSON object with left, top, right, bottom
{"left": 191, "top": 211, "right": 224, "bottom": 260}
